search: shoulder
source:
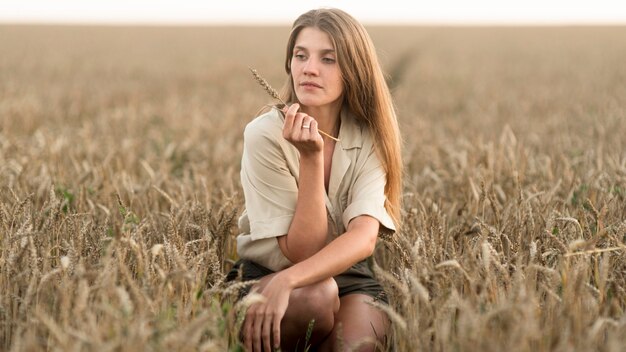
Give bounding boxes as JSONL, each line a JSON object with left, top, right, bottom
{"left": 243, "top": 108, "right": 284, "bottom": 146}
{"left": 245, "top": 108, "right": 283, "bottom": 138}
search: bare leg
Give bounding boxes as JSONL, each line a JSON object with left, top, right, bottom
{"left": 318, "top": 294, "right": 389, "bottom": 352}
{"left": 244, "top": 273, "right": 340, "bottom": 351}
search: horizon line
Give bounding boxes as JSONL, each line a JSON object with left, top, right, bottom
{"left": 2, "top": 19, "right": 626, "bottom": 27}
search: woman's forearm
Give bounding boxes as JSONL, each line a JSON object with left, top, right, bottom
{"left": 282, "top": 217, "right": 379, "bottom": 289}
{"left": 283, "top": 152, "right": 328, "bottom": 262}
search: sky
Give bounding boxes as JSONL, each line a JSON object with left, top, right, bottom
{"left": 1, "top": 0, "right": 625, "bottom": 25}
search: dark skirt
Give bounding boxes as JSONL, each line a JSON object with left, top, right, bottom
{"left": 225, "top": 258, "right": 388, "bottom": 304}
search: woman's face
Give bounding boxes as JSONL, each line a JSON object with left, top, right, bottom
{"left": 290, "top": 27, "right": 344, "bottom": 110}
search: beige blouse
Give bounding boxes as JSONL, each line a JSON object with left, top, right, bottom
{"left": 236, "top": 107, "right": 396, "bottom": 271}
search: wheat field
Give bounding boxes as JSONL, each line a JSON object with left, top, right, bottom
{"left": 1, "top": 25, "right": 625, "bottom": 351}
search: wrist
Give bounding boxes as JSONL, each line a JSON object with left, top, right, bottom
{"left": 276, "top": 268, "right": 298, "bottom": 290}
{"left": 299, "top": 150, "right": 323, "bottom": 163}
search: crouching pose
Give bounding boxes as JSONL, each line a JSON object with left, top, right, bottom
{"left": 227, "top": 7, "right": 403, "bottom": 352}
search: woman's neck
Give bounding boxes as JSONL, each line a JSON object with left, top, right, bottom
{"left": 302, "top": 102, "right": 342, "bottom": 138}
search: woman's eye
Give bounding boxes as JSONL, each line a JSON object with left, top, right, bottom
{"left": 322, "top": 57, "right": 336, "bottom": 63}
{"left": 294, "top": 54, "right": 306, "bottom": 60}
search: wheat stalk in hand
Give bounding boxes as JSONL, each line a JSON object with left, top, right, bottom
{"left": 249, "top": 67, "right": 340, "bottom": 142}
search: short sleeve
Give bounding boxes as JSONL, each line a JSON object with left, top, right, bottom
{"left": 240, "top": 117, "right": 298, "bottom": 241}
{"left": 341, "top": 144, "right": 396, "bottom": 235}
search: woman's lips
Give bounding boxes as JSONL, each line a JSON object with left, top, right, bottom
{"left": 300, "top": 81, "right": 322, "bottom": 88}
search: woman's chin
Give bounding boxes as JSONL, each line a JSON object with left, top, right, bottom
{"left": 295, "top": 96, "right": 326, "bottom": 109}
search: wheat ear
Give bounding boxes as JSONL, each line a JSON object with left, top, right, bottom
{"left": 249, "top": 67, "right": 340, "bottom": 142}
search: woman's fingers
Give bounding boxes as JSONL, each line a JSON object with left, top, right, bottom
{"left": 253, "top": 312, "right": 262, "bottom": 351}
{"left": 300, "top": 115, "right": 313, "bottom": 134}
{"left": 302, "top": 116, "right": 318, "bottom": 136}
{"left": 243, "top": 308, "right": 254, "bottom": 351}
{"left": 293, "top": 113, "right": 306, "bottom": 134}
{"left": 281, "top": 105, "right": 323, "bottom": 154}
{"left": 262, "top": 313, "right": 274, "bottom": 352}
{"left": 273, "top": 314, "right": 282, "bottom": 349}
{"left": 294, "top": 115, "right": 317, "bottom": 138}
{"left": 282, "top": 103, "right": 300, "bottom": 133}
{"left": 282, "top": 103, "right": 316, "bottom": 138}
{"left": 244, "top": 306, "right": 280, "bottom": 352}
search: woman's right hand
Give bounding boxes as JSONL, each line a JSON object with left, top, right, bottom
{"left": 282, "top": 104, "right": 323, "bottom": 156}
{"left": 243, "top": 273, "right": 293, "bottom": 352}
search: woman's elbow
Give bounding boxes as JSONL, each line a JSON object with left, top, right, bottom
{"left": 361, "top": 230, "right": 378, "bottom": 258}
{"left": 347, "top": 216, "right": 380, "bottom": 259}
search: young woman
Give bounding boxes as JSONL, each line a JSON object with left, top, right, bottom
{"left": 228, "top": 8, "right": 403, "bottom": 352}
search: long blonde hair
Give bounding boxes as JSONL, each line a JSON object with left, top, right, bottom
{"left": 281, "top": 8, "right": 403, "bottom": 227}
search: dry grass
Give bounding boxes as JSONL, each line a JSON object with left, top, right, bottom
{"left": 1, "top": 24, "right": 625, "bottom": 351}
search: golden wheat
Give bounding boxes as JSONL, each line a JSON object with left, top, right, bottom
{"left": 1, "top": 25, "right": 625, "bottom": 351}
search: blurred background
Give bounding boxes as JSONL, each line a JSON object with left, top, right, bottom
{"left": 2, "top": 0, "right": 626, "bottom": 25}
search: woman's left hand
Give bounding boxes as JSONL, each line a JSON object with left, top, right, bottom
{"left": 281, "top": 104, "right": 324, "bottom": 157}
{"left": 243, "top": 274, "right": 293, "bottom": 351}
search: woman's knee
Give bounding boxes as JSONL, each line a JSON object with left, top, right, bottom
{"left": 277, "top": 278, "right": 339, "bottom": 350}
{"left": 290, "top": 278, "right": 339, "bottom": 327}
{"left": 294, "top": 278, "right": 339, "bottom": 314}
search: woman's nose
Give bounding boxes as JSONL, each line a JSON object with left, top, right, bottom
{"left": 303, "top": 58, "right": 319, "bottom": 75}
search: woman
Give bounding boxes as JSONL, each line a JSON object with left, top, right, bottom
{"left": 228, "top": 7, "right": 403, "bottom": 352}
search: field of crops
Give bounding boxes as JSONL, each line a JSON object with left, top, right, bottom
{"left": 1, "top": 25, "right": 625, "bottom": 351}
